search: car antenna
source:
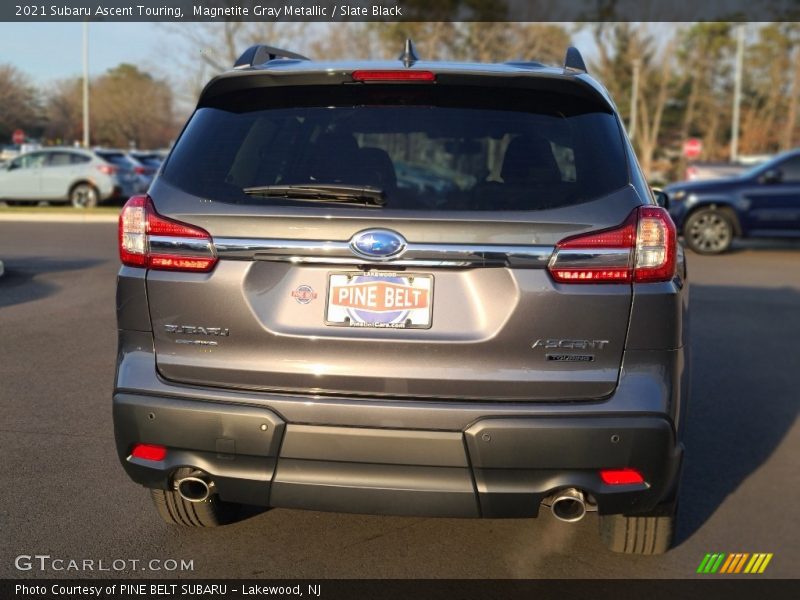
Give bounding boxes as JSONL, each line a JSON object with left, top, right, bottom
{"left": 399, "top": 39, "right": 419, "bottom": 67}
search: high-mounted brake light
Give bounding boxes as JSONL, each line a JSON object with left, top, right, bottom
{"left": 548, "top": 206, "right": 676, "bottom": 284}
{"left": 118, "top": 195, "right": 217, "bottom": 272}
{"left": 352, "top": 70, "right": 436, "bottom": 82}
{"left": 599, "top": 468, "right": 645, "bottom": 485}
{"left": 131, "top": 443, "right": 167, "bottom": 462}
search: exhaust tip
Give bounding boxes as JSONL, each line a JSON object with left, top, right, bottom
{"left": 551, "top": 488, "right": 587, "bottom": 523}
{"left": 176, "top": 475, "right": 212, "bottom": 503}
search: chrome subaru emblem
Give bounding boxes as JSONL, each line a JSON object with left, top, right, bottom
{"left": 350, "top": 229, "right": 407, "bottom": 260}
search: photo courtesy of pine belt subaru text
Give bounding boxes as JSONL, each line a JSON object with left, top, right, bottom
{"left": 113, "top": 41, "right": 689, "bottom": 554}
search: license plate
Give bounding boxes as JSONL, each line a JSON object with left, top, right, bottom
{"left": 325, "top": 272, "right": 433, "bottom": 329}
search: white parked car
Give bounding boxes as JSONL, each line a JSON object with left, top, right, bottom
{"left": 0, "top": 147, "right": 139, "bottom": 207}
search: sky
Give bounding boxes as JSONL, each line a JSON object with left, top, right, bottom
{"left": 0, "top": 22, "right": 164, "bottom": 84}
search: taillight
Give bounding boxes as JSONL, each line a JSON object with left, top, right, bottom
{"left": 634, "top": 207, "right": 677, "bottom": 282}
{"left": 133, "top": 166, "right": 146, "bottom": 175}
{"left": 548, "top": 206, "right": 676, "bottom": 284}
{"left": 118, "top": 195, "right": 216, "bottom": 272}
{"left": 97, "top": 164, "right": 118, "bottom": 175}
{"left": 599, "top": 468, "right": 645, "bottom": 485}
{"left": 352, "top": 70, "right": 436, "bottom": 82}
{"left": 131, "top": 443, "right": 167, "bottom": 461}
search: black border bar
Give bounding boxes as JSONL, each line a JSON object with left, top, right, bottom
{"left": 3, "top": 579, "right": 800, "bottom": 600}
{"left": 2, "top": 0, "right": 799, "bottom": 22}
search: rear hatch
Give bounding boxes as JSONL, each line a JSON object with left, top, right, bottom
{"left": 143, "top": 70, "right": 641, "bottom": 401}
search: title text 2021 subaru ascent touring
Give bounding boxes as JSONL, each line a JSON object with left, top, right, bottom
{"left": 113, "top": 42, "right": 688, "bottom": 554}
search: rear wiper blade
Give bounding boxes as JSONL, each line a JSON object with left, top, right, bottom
{"left": 243, "top": 184, "right": 386, "bottom": 207}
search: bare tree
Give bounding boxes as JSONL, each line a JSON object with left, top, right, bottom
{"left": 636, "top": 39, "right": 677, "bottom": 177}
{"left": 43, "top": 78, "right": 82, "bottom": 144}
{"left": 307, "top": 23, "right": 382, "bottom": 59}
{"left": 590, "top": 24, "right": 679, "bottom": 179}
{"left": 673, "top": 23, "right": 734, "bottom": 169}
{"left": 783, "top": 43, "right": 800, "bottom": 151}
{"left": 91, "top": 64, "right": 176, "bottom": 148}
{"left": 738, "top": 23, "right": 800, "bottom": 154}
{"left": 0, "top": 64, "right": 42, "bottom": 142}
{"left": 369, "top": 22, "right": 571, "bottom": 64}
{"left": 463, "top": 23, "right": 571, "bottom": 64}
{"left": 156, "top": 21, "right": 314, "bottom": 113}
{"left": 44, "top": 65, "right": 177, "bottom": 148}
{"left": 370, "top": 22, "right": 461, "bottom": 60}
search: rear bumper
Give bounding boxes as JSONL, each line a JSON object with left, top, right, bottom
{"left": 114, "top": 391, "right": 683, "bottom": 518}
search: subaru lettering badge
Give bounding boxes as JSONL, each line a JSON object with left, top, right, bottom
{"left": 350, "top": 229, "right": 407, "bottom": 260}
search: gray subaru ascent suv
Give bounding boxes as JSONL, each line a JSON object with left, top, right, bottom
{"left": 113, "top": 43, "right": 688, "bottom": 554}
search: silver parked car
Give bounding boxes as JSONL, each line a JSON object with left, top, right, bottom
{"left": 0, "top": 147, "right": 139, "bottom": 207}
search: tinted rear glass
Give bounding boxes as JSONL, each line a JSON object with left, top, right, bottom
{"left": 46, "top": 151, "right": 90, "bottom": 166}
{"left": 134, "top": 155, "right": 163, "bottom": 167}
{"left": 96, "top": 152, "right": 133, "bottom": 168}
{"left": 163, "top": 85, "right": 629, "bottom": 210}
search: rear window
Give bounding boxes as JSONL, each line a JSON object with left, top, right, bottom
{"left": 162, "top": 85, "right": 629, "bottom": 210}
{"left": 47, "top": 152, "right": 90, "bottom": 166}
{"left": 96, "top": 152, "right": 133, "bottom": 168}
{"left": 133, "top": 155, "right": 163, "bottom": 167}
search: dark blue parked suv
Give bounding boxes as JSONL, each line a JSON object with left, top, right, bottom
{"left": 665, "top": 150, "right": 800, "bottom": 254}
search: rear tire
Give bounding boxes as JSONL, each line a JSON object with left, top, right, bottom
{"left": 683, "top": 208, "right": 734, "bottom": 254}
{"left": 599, "top": 501, "right": 677, "bottom": 555}
{"left": 69, "top": 183, "right": 99, "bottom": 208}
{"left": 149, "top": 469, "right": 243, "bottom": 527}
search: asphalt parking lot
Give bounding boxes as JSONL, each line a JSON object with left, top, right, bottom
{"left": 0, "top": 221, "right": 798, "bottom": 579}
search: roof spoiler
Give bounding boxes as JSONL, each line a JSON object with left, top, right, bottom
{"left": 564, "top": 47, "right": 587, "bottom": 73}
{"left": 234, "top": 45, "right": 310, "bottom": 69}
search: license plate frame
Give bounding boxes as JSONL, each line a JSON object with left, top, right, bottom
{"left": 324, "top": 271, "right": 434, "bottom": 329}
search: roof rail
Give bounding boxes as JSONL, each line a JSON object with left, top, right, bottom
{"left": 233, "top": 45, "right": 310, "bottom": 69}
{"left": 563, "top": 47, "right": 587, "bottom": 73}
{"left": 505, "top": 61, "right": 546, "bottom": 69}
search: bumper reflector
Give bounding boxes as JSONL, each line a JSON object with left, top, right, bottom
{"left": 131, "top": 443, "right": 167, "bottom": 461}
{"left": 599, "top": 468, "right": 645, "bottom": 485}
